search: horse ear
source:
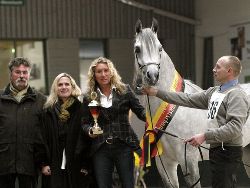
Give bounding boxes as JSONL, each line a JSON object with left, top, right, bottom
{"left": 151, "top": 18, "right": 158, "bottom": 33}
{"left": 135, "top": 19, "right": 142, "bottom": 34}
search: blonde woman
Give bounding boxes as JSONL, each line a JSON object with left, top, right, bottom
{"left": 82, "top": 57, "right": 145, "bottom": 188}
{"left": 41, "top": 73, "right": 94, "bottom": 188}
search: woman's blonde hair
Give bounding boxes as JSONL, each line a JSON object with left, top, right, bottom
{"left": 44, "top": 73, "right": 82, "bottom": 108}
{"left": 86, "top": 57, "right": 126, "bottom": 98}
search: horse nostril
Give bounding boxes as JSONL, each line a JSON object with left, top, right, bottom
{"left": 146, "top": 71, "right": 159, "bottom": 84}
{"left": 147, "top": 71, "right": 151, "bottom": 79}
{"left": 156, "top": 73, "right": 159, "bottom": 81}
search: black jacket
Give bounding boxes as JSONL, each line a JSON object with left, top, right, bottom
{"left": 0, "top": 84, "right": 46, "bottom": 176}
{"left": 42, "top": 99, "right": 94, "bottom": 188}
{"left": 82, "top": 85, "right": 146, "bottom": 155}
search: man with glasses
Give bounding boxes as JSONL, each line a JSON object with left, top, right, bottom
{"left": 0, "top": 57, "right": 47, "bottom": 188}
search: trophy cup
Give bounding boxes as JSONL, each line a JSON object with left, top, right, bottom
{"left": 88, "top": 92, "right": 103, "bottom": 135}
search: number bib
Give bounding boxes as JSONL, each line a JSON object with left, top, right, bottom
{"left": 207, "top": 88, "right": 236, "bottom": 128}
{"left": 208, "top": 91, "right": 226, "bottom": 120}
{"left": 207, "top": 90, "right": 226, "bottom": 128}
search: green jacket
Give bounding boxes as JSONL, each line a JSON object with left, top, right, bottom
{"left": 0, "top": 84, "right": 46, "bottom": 176}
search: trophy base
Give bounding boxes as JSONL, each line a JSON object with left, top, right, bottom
{"left": 92, "top": 127, "right": 103, "bottom": 135}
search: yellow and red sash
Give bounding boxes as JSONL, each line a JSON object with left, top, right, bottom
{"left": 140, "top": 70, "right": 184, "bottom": 167}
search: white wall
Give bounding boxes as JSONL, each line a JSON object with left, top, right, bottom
{"left": 195, "top": 0, "right": 250, "bottom": 86}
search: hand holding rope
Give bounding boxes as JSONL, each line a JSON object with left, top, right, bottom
{"left": 155, "top": 128, "right": 209, "bottom": 150}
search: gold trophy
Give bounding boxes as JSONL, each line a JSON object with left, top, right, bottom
{"left": 88, "top": 92, "right": 103, "bottom": 135}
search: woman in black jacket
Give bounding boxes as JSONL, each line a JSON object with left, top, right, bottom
{"left": 41, "top": 73, "right": 95, "bottom": 188}
{"left": 82, "top": 57, "right": 146, "bottom": 188}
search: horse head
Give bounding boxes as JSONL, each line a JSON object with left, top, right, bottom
{"left": 133, "top": 18, "right": 163, "bottom": 89}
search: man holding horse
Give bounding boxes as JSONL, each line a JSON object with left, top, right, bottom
{"left": 142, "top": 55, "right": 250, "bottom": 188}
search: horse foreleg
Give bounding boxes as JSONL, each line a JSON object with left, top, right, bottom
{"left": 181, "top": 162, "right": 201, "bottom": 188}
{"left": 179, "top": 146, "right": 202, "bottom": 188}
{"left": 155, "top": 154, "right": 179, "bottom": 188}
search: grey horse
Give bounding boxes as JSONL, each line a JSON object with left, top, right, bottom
{"left": 132, "top": 18, "right": 250, "bottom": 187}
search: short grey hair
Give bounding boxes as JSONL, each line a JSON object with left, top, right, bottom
{"left": 8, "top": 57, "right": 31, "bottom": 71}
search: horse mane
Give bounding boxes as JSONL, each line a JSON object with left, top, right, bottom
{"left": 184, "top": 80, "right": 203, "bottom": 92}
{"left": 137, "top": 28, "right": 159, "bottom": 55}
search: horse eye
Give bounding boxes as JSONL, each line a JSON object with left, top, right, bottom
{"left": 159, "top": 46, "right": 163, "bottom": 52}
{"left": 134, "top": 46, "right": 141, "bottom": 54}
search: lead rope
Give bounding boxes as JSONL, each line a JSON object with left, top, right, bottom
{"left": 146, "top": 95, "right": 175, "bottom": 188}
{"left": 146, "top": 94, "right": 205, "bottom": 188}
{"left": 155, "top": 127, "right": 206, "bottom": 188}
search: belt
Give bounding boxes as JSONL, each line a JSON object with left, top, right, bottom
{"left": 210, "top": 145, "right": 242, "bottom": 151}
{"left": 105, "top": 136, "right": 121, "bottom": 145}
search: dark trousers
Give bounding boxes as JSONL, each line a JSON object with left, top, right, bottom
{"left": 93, "top": 141, "right": 134, "bottom": 188}
{"left": 0, "top": 173, "right": 36, "bottom": 188}
{"left": 42, "top": 169, "right": 70, "bottom": 188}
{"left": 209, "top": 146, "right": 242, "bottom": 188}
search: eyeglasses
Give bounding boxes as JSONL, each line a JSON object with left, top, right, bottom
{"left": 13, "top": 70, "right": 29, "bottom": 75}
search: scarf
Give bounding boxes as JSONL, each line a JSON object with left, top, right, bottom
{"left": 10, "top": 83, "right": 29, "bottom": 102}
{"left": 55, "top": 97, "right": 75, "bottom": 123}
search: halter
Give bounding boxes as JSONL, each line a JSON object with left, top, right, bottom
{"left": 135, "top": 54, "right": 161, "bottom": 71}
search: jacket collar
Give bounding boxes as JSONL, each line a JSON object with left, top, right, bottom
{"left": 1, "top": 84, "right": 37, "bottom": 101}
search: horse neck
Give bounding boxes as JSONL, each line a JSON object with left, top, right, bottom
{"left": 158, "top": 51, "right": 180, "bottom": 91}
{"left": 146, "top": 51, "right": 181, "bottom": 113}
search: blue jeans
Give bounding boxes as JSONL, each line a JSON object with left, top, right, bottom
{"left": 93, "top": 141, "right": 134, "bottom": 188}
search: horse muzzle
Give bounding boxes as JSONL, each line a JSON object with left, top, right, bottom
{"left": 145, "top": 69, "right": 159, "bottom": 86}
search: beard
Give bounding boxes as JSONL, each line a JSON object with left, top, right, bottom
{"left": 13, "top": 78, "right": 28, "bottom": 90}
